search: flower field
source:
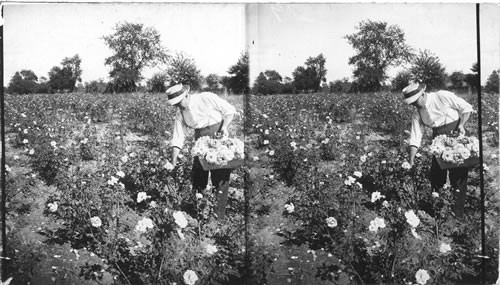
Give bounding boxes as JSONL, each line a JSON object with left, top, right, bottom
{"left": 3, "top": 93, "right": 247, "bottom": 284}
{"left": 2, "top": 90, "right": 499, "bottom": 284}
{"left": 245, "top": 91, "right": 499, "bottom": 284}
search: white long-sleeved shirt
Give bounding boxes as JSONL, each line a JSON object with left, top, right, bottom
{"left": 409, "top": 90, "right": 473, "bottom": 148}
{"left": 171, "top": 92, "right": 236, "bottom": 149}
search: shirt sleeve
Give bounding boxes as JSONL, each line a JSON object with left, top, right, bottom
{"left": 202, "top": 92, "right": 237, "bottom": 118}
{"left": 438, "top": 90, "right": 474, "bottom": 115}
{"left": 408, "top": 110, "right": 424, "bottom": 148}
{"left": 171, "top": 110, "right": 187, "bottom": 149}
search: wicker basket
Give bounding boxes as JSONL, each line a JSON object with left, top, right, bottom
{"left": 199, "top": 158, "right": 244, "bottom": 171}
{"left": 436, "top": 156, "right": 480, "bottom": 170}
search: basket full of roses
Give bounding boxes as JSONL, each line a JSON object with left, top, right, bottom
{"left": 429, "top": 134, "right": 480, "bottom": 169}
{"left": 192, "top": 136, "right": 245, "bottom": 171}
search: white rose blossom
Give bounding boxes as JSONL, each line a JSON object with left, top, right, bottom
{"left": 135, "top": 217, "right": 154, "bottom": 233}
{"left": 369, "top": 217, "right": 386, "bottom": 232}
{"left": 371, "top": 191, "right": 385, "bottom": 203}
{"left": 344, "top": 176, "right": 356, "bottom": 186}
{"left": 326, "top": 217, "right": 338, "bottom": 228}
{"left": 415, "top": 269, "right": 430, "bottom": 285}
{"left": 107, "top": 176, "right": 119, "bottom": 186}
{"left": 205, "top": 244, "right": 218, "bottom": 255}
{"left": 405, "top": 210, "right": 420, "bottom": 228}
{"left": 439, "top": 242, "right": 452, "bottom": 253}
{"left": 173, "top": 211, "right": 189, "bottom": 229}
{"left": 284, "top": 203, "right": 295, "bottom": 213}
{"left": 136, "top": 192, "right": 151, "bottom": 203}
{"left": 48, "top": 202, "right": 58, "bottom": 212}
{"left": 90, "top": 216, "right": 102, "bottom": 228}
{"left": 183, "top": 270, "right": 199, "bottom": 285}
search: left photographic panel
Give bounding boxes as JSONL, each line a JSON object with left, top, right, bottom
{"left": 3, "top": 3, "right": 248, "bottom": 284}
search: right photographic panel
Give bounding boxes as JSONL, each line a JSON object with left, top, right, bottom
{"left": 245, "top": 3, "right": 499, "bottom": 284}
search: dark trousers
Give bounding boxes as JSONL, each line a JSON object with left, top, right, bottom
{"left": 430, "top": 120, "right": 469, "bottom": 218}
{"left": 193, "top": 122, "right": 232, "bottom": 219}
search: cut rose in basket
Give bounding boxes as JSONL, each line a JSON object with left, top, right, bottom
{"left": 192, "top": 136, "right": 244, "bottom": 166}
{"left": 429, "top": 134, "right": 479, "bottom": 165}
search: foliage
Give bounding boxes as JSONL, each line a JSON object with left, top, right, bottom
{"left": 84, "top": 79, "right": 107, "bottom": 94}
{"left": 464, "top": 63, "right": 479, "bottom": 92}
{"left": 252, "top": 70, "right": 284, "bottom": 95}
{"left": 391, "top": 70, "right": 413, "bottom": 92}
{"left": 103, "top": 22, "right": 169, "bottom": 92}
{"left": 410, "top": 49, "right": 447, "bottom": 91}
{"left": 246, "top": 90, "right": 498, "bottom": 284}
{"left": 166, "top": 52, "right": 203, "bottom": 90}
{"left": 205, "top": 73, "right": 222, "bottom": 92}
{"left": 484, "top": 70, "right": 499, "bottom": 94}
{"left": 4, "top": 92, "right": 247, "bottom": 284}
{"left": 226, "top": 52, "right": 249, "bottom": 94}
{"left": 345, "top": 20, "right": 413, "bottom": 92}
{"left": 330, "top": 78, "right": 353, "bottom": 93}
{"left": 147, "top": 72, "right": 168, "bottom": 93}
{"left": 48, "top": 54, "right": 82, "bottom": 93}
{"left": 7, "top": 70, "right": 41, "bottom": 94}
{"left": 449, "top": 71, "right": 467, "bottom": 92}
{"left": 292, "top": 54, "right": 327, "bottom": 93}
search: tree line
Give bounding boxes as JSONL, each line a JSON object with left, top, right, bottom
{"left": 252, "top": 20, "right": 499, "bottom": 95}
{"left": 7, "top": 22, "right": 249, "bottom": 95}
{"left": 6, "top": 20, "right": 498, "bottom": 96}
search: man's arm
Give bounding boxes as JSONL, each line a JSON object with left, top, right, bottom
{"left": 409, "top": 145, "right": 418, "bottom": 166}
{"left": 220, "top": 114, "right": 234, "bottom": 137}
{"left": 171, "top": 111, "right": 187, "bottom": 166}
{"left": 408, "top": 111, "right": 424, "bottom": 167}
{"left": 457, "top": 111, "right": 471, "bottom": 134}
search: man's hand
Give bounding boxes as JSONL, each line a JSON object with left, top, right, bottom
{"left": 457, "top": 125, "right": 466, "bottom": 135}
{"left": 220, "top": 126, "right": 229, "bottom": 138}
{"left": 408, "top": 145, "right": 418, "bottom": 168}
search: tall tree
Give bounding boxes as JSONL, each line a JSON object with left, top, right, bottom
{"left": 166, "top": 52, "right": 202, "bottom": 90}
{"left": 345, "top": 20, "right": 413, "bottom": 91}
{"left": 292, "top": 65, "right": 317, "bottom": 93}
{"left": 62, "top": 54, "right": 82, "bottom": 90}
{"left": 484, "top": 70, "right": 499, "bottom": 94}
{"left": 410, "top": 49, "right": 447, "bottom": 90}
{"left": 305, "top": 53, "right": 327, "bottom": 91}
{"left": 48, "top": 54, "right": 82, "bottom": 92}
{"left": 227, "top": 52, "right": 249, "bottom": 94}
{"left": 103, "top": 22, "right": 168, "bottom": 92}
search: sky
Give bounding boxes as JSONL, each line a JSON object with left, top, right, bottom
{"left": 3, "top": 3, "right": 499, "bottom": 86}
{"left": 247, "top": 3, "right": 500, "bottom": 85}
{"left": 3, "top": 3, "right": 246, "bottom": 84}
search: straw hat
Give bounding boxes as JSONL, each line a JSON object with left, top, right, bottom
{"left": 166, "top": 84, "right": 190, "bottom": 106}
{"left": 402, "top": 83, "right": 426, "bottom": 104}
